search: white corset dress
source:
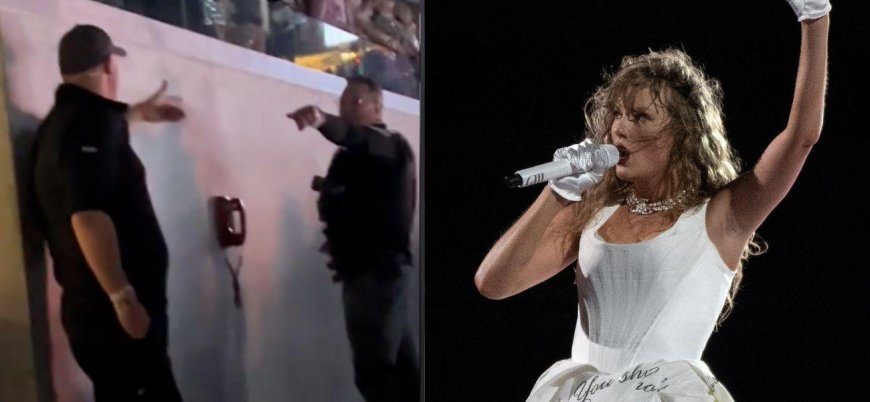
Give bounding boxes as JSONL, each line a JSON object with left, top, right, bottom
{"left": 528, "top": 202, "right": 736, "bottom": 401}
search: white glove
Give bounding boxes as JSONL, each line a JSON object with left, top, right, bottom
{"left": 786, "top": 0, "right": 831, "bottom": 22}
{"left": 548, "top": 139, "right": 606, "bottom": 202}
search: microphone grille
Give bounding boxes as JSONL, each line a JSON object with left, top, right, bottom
{"left": 595, "top": 144, "right": 620, "bottom": 168}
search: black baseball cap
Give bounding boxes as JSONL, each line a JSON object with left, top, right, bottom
{"left": 58, "top": 24, "right": 127, "bottom": 75}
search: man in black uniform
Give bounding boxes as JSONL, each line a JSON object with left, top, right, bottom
{"left": 31, "top": 25, "right": 185, "bottom": 401}
{"left": 287, "top": 76, "right": 419, "bottom": 402}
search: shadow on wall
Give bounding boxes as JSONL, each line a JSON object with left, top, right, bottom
{"left": 259, "top": 195, "right": 363, "bottom": 401}
{"left": 131, "top": 77, "right": 249, "bottom": 402}
{"left": 4, "top": 38, "right": 55, "bottom": 402}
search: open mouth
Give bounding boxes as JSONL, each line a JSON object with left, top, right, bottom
{"left": 617, "top": 146, "right": 630, "bottom": 164}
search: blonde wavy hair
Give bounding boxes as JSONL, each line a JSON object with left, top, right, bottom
{"left": 564, "top": 48, "right": 766, "bottom": 323}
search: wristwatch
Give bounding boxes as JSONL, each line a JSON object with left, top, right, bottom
{"left": 110, "top": 284, "right": 138, "bottom": 307}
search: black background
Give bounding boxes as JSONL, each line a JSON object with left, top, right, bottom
{"left": 424, "top": 1, "right": 870, "bottom": 400}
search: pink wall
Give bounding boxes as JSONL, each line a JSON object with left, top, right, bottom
{"left": 0, "top": 1, "right": 419, "bottom": 401}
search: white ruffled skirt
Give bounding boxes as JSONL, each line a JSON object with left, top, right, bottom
{"left": 527, "top": 359, "right": 734, "bottom": 401}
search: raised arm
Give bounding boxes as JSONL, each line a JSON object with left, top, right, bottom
{"left": 287, "top": 106, "right": 401, "bottom": 158}
{"left": 125, "top": 81, "right": 185, "bottom": 125}
{"left": 712, "top": 7, "right": 829, "bottom": 248}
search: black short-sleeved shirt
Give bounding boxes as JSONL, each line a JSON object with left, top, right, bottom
{"left": 32, "top": 84, "right": 168, "bottom": 303}
{"left": 316, "top": 115, "right": 416, "bottom": 272}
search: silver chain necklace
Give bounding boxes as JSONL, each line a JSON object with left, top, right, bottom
{"left": 625, "top": 190, "right": 689, "bottom": 215}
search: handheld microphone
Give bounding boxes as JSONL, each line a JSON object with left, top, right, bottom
{"left": 504, "top": 142, "right": 619, "bottom": 188}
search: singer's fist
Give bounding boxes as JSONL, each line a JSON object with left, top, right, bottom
{"left": 786, "top": 0, "right": 831, "bottom": 22}
{"left": 287, "top": 106, "right": 325, "bottom": 131}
